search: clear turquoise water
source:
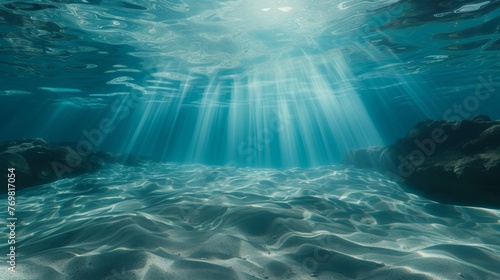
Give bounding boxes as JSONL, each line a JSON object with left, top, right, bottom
{"left": 1, "top": 1, "right": 500, "bottom": 279}
{"left": 1, "top": 0, "right": 499, "bottom": 167}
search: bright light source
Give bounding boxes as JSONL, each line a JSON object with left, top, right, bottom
{"left": 277, "top": 7, "right": 292, "bottom": 12}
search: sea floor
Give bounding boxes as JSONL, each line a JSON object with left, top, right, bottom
{"left": 7, "top": 163, "right": 500, "bottom": 279}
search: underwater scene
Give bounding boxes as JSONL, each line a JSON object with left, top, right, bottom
{"left": 1, "top": 0, "right": 500, "bottom": 279}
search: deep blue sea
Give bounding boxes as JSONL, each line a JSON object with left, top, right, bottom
{"left": 1, "top": 1, "right": 500, "bottom": 279}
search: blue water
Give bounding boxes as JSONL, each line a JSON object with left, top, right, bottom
{"left": 1, "top": 0, "right": 499, "bottom": 167}
{"left": 1, "top": 1, "right": 500, "bottom": 279}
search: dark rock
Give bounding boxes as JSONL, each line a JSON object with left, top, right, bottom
{"left": 472, "top": 115, "right": 492, "bottom": 122}
{"left": 0, "top": 138, "right": 145, "bottom": 193}
{"left": 0, "top": 138, "right": 101, "bottom": 192}
{"left": 343, "top": 115, "right": 500, "bottom": 208}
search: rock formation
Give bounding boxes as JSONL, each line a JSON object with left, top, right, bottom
{"left": 343, "top": 116, "right": 500, "bottom": 208}
{"left": 0, "top": 138, "right": 141, "bottom": 193}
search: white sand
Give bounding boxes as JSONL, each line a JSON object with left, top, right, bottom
{"left": 6, "top": 163, "right": 500, "bottom": 279}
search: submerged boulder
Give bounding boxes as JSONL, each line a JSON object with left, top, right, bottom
{"left": 0, "top": 138, "right": 144, "bottom": 193}
{"left": 343, "top": 116, "right": 500, "bottom": 208}
{"left": 0, "top": 138, "right": 101, "bottom": 192}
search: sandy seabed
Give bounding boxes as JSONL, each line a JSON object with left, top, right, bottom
{"left": 6, "top": 163, "right": 500, "bottom": 280}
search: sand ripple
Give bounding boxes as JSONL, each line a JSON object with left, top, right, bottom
{"left": 6, "top": 163, "right": 500, "bottom": 279}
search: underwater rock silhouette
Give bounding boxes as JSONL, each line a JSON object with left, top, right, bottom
{"left": 343, "top": 115, "right": 500, "bottom": 208}
{"left": 0, "top": 138, "right": 142, "bottom": 192}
